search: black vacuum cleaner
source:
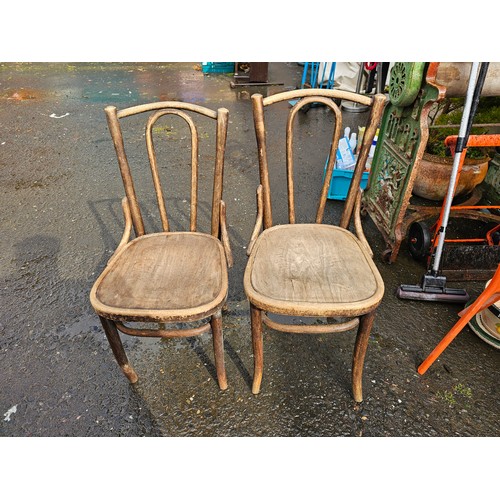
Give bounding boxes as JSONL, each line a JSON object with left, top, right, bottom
{"left": 397, "top": 62, "right": 490, "bottom": 303}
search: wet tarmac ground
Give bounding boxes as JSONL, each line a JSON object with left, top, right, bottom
{"left": 0, "top": 63, "right": 498, "bottom": 448}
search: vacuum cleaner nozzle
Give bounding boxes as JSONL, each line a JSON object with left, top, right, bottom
{"left": 397, "top": 272, "right": 470, "bottom": 303}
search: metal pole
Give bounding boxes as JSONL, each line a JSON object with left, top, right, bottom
{"left": 341, "top": 63, "right": 369, "bottom": 113}
{"left": 431, "top": 62, "right": 482, "bottom": 274}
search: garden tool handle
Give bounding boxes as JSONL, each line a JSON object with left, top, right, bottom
{"left": 430, "top": 62, "right": 482, "bottom": 274}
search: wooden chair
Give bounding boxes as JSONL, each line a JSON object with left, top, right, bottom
{"left": 90, "top": 101, "right": 232, "bottom": 390}
{"left": 244, "top": 89, "right": 386, "bottom": 402}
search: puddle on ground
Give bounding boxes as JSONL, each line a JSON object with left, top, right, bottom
{"left": 81, "top": 88, "right": 141, "bottom": 103}
{"left": 1, "top": 88, "right": 50, "bottom": 100}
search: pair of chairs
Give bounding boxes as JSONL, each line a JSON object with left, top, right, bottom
{"left": 89, "top": 89, "right": 386, "bottom": 402}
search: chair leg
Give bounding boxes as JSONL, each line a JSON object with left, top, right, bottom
{"left": 250, "top": 303, "right": 264, "bottom": 394}
{"left": 352, "top": 310, "right": 376, "bottom": 403}
{"left": 211, "top": 311, "right": 228, "bottom": 390}
{"left": 99, "top": 316, "right": 138, "bottom": 383}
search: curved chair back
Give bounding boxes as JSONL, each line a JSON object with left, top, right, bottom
{"left": 105, "top": 102, "right": 229, "bottom": 237}
{"left": 251, "top": 89, "right": 386, "bottom": 229}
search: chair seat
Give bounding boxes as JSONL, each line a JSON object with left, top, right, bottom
{"left": 90, "top": 232, "right": 228, "bottom": 322}
{"left": 244, "top": 224, "right": 384, "bottom": 317}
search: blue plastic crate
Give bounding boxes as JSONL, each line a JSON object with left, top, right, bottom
{"left": 201, "top": 62, "right": 234, "bottom": 74}
{"left": 327, "top": 169, "right": 369, "bottom": 200}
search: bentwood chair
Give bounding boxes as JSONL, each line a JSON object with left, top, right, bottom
{"left": 90, "top": 101, "right": 232, "bottom": 390}
{"left": 244, "top": 89, "right": 386, "bottom": 402}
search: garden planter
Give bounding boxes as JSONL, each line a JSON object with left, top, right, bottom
{"left": 413, "top": 152, "right": 489, "bottom": 200}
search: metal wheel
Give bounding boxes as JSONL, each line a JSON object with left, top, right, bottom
{"left": 381, "top": 248, "right": 393, "bottom": 263}
{"left": 389, "top": 62, "right": 426, "bottom": 107}
{"left": 408, "top": 221, "right": 432, "bottom": 260}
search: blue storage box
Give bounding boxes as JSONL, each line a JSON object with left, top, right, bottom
{"left": 201, "top": 62, "right": 235, "bottom": 74}
{"left": 327, "top": 168, "right": 369, "bottom": 200}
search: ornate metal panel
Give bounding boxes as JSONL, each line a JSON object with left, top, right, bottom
{"left": 362, "top": 62, "right": 446, "bottom": 262}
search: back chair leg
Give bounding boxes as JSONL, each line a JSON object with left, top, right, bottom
{"left": 99, "top": 316, "right": 138, "bottom": 383}
{"left": 250, "top": 303, "right": 264, "bottom": 394}
{"left": 211, "top": 311, "right": 228, "bottom": 390}
{"left": 352, "top": 310, "right": 376, "bottom": 403}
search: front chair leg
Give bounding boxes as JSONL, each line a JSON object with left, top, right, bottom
{"left": 211, "top": 311, "right": 228, "bottom": 390}
{"left": 250, "top": 303, "right": 264, "bottom": 394}
{"left": 99, "top": 316, "right": 138, "bottom": 383}
{"left": 352, "top": 310, "right": 376, "bottom": 403}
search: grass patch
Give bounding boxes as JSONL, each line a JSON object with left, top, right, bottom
{"left": 438, "top": 383, "right": 473, "bottom": 408}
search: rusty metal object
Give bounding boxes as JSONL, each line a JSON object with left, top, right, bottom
{"left": 413, "top": 153, "right": 489, "bottom": 200}
{"left": 484, "top": 151, "right": 500, "bottom": 203}
{"left": 440, "top": 245, "right": 500, "bottom": 281}
{"left": 363, "top": 62, "right": 446, "bottom": 262}
{"left": 363, "top": 62, "right": 500, "bottom": 263}
{"left": 424, "top": 133, "right": 500, "bottom": 279}
{"left": 435, "top": 62, "right": 500, "bottom": 97}
{"left": 403, "top": 190, "right": 498, "bottom": 232}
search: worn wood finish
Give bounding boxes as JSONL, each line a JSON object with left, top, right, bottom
{"left": 99, "top": 316, "right": 138, "bottom": 383}
{"left": 250, "top": 304, "right": 264, "bottom": 395}
{"left": 247, "top": 185, "right": 263, "bottom": 256}
{"left": 117, "top": 101, "right": 218, "bottom": 119}
{"left": 262, "top": 88, "right": 373, "bottom": 107}
{"left": 146, "top": 109, "right": 198, "bottom": 232}
{"left": 352, "top": 311, "right": 376, "bottom": 402}
{"left": 339, "top": 93, "right": 386, "bottom": 229}
{"left": 107, "top": 197, "right": 133, "bottom": 267}
{"left": 245, "top": 224, "right": 383, "bottom": 316}
{"left": 251, "top": 94, "right": 273, "bottom": 229}
{"left": 212, "top": 108, "right": 229, "bottom": 237}
{"left": 262, "top": 313, "right": 359, "bottom": 334}
{"left": 285, "top": 96, "right": 343, "bottom": 224}
{"left": 105, "top": 106, "right": 145, "bottom": 236}
{"left": 92, "top": 232, "right": 227, "bottom": 320}
{"left": 246, "top": 89, "right": 386, "bottom": 401}
{"left": 91, "top": 101, "right": 230, "bottom": 390}
{"left": 211, "top": 311, "right": 228, "bottom": 390}
{"left": 116, "top": 321, "right": 211, "bottom": 338}
{"left": 219, "top": 200, "right": 233, "bottom": 268}
{"left": 353, "top": 189, "right": 373, "bottom": 257}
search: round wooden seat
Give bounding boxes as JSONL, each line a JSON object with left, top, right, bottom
{"left": 91, "top": 232, "right": 228, "bottom": 322}
{"left": 245, "top": 224, "right": 384, "bottom": 317}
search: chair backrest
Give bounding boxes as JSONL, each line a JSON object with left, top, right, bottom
{"left": 105, "top": 101, "right": 229, "bottom": 238}
{"left": 251, "top": 89, "right": 386, "bottom": 230}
